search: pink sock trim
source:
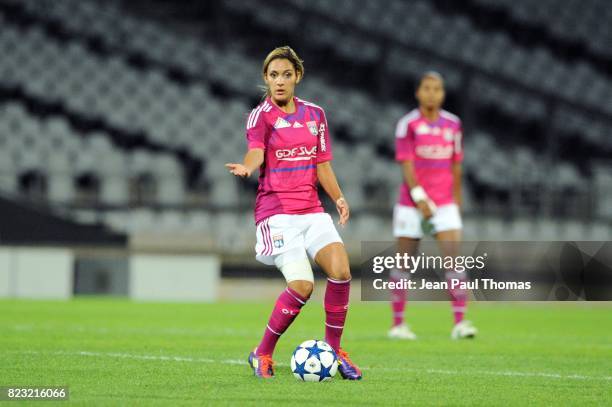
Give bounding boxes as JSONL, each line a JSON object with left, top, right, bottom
{"left": 327, "top": 277, "right": 351, "bottom": 284}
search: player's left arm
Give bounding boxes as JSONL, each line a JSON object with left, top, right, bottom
{"left": 316, "top": 109, "right": 348, "bottom": 225}
{"left": 452, "top": 162, "right": 462, "bottom": 210}
{"left": 317, "top": 162, "right": 349, "bottom": 226}
{"left": 452, "top": 124, "right": 464, "bottom": 210}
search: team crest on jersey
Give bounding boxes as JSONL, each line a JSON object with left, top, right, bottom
{"left": 272, "top": 234, "right": 284, "bottom": 249}
{"left": 274, "top": 117, "right": 291, "bottom": 129}
{"left": 443, "top": 129, "right": 454, "bottom": 142}
{"left": 293, "top": 121, "right": 303, "bottom": 128}
{"left": 306, "top": 121, "right": 318, "bottom": 136}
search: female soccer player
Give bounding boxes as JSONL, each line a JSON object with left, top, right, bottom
{"left": 226, "top": 46, "right": 362, "bottom": 380}
{"left": 389, "top": 71, "right": 478, "bottom": 340}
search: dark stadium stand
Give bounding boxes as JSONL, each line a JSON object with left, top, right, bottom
{"left": 0, "top": 193, "right": 126, "bottom": 245}
{"left": 0, "top": 0, "right": 610, "bottom": 243}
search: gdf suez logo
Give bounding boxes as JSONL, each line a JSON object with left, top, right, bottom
{"left": 275, "top": 146, "right": 317, "bottom": 160}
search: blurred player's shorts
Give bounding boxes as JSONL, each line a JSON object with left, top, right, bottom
{"left": 255, "top": 213, "right": 342, "bottom": 267}
{"left": 393, "top": 203, "right": 462, "bottom": 238}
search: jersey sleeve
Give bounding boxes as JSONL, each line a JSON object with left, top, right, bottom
{"left": 317, "top": 108, "right": 333, "bottom": 163}
{"left": 245, "top": 107, "right": 267, "bottom": 150}
{"left": 453, "top": 123, "right": 464, "bottom": 163}
{"left": 395, "top": 117, "right": 414, "bottom": 162}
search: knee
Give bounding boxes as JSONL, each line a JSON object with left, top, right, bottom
{"left": 328, "top": 267, "right": 351, "bottom": 282}
{"left": 289, "top": 280, "right": 314, "bottom": 298}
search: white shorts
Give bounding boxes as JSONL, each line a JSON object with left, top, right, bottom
{"left": 255, "top": 212, "right": 343, "bottom": 267}
{"left": 393, "top": 203, "right": 462, "bottom": 239}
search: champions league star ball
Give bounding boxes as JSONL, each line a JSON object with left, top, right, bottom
{"left": 290, "top": 340, "right": 338, "bottom": 382}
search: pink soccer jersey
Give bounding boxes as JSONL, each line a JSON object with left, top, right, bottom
{"left": 246, "top": 97, "right": 333, "bottom": 223}
{"left": 395, "top": 109, "right": 463, "bottom": 207}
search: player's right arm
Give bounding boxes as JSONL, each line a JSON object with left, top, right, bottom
{"left": 225, "top": 148, "right": 264, "bottom": 178}
{"left": 395, "top": 116, "right": 435, "bottom": 219}
{"left": 400, "top": 161, "right": 433, "bottom": 219}
{"left": 225, "top": 105, "right": 268, "bottom": 178}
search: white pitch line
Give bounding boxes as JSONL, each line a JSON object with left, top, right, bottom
{"left": 13, "top": 350, "right": 612, "bottom": 382}
{"left": 373, "top": 366, "right": 612, "bottom": 381}
{"left": 16, "top": 350, "right": 246, "bottom": 366}
{"left": 8, "top": 324, "right": 253, "bottom": 337}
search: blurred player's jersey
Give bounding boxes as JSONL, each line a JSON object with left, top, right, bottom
{"left": 246, "top": 97, "right": 333, "bottom": 223}
{"left": 395, "top": 109, "right": 463, "bottom": 207}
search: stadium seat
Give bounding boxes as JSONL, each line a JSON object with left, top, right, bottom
{"left": 0, "top": 0, "right": 606, "bottom": 240}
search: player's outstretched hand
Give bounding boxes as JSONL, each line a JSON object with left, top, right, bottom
{"left": 225, "top": 163, "right": 251, "bottom": 178}
{"left": 336, "top": 197, "right": 350, "bottom": 226}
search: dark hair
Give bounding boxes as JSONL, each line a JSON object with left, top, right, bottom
{"left": 417, "top": 70, "right": 445, "bottom": 90}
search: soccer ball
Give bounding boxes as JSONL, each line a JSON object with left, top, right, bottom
{"left": 290, "top": 339, "right": 338, "bottom": 382}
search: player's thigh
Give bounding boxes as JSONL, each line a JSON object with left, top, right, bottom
{"left": 302, "top": 213, "right": 348, "bottom": 281}
{"left": 393, "top": 204, "right": 423, "bottom": 239}
{"left": 303, "top": 212, "right": 343, "bottom": 260}
{"left": 435, "top": 230, "right": 462, "bottom": 257}
{"left": 436, "top": 229, "right": 462, "bottom": 241}
{"left": 431, "top": 204, "right": 462, "bottom": 237}
{"left": 273, "top": 248, "right": 315, "bottom": 298}
{"left": 432, "top": 204, "right": 463, "bottom": 257}
{"left": 314, "top": 242, "right": 351, "bottom": 281}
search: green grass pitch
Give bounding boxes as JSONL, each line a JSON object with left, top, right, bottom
{"left": 1, "top": 298, "right": 611, "bottom": 405}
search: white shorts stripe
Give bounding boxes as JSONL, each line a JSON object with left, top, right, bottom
{"left": 258, "top": 218, "right": 269, "bottom": 256}
{"left": 260, "top": 219, "right": 268, "bottom": 253}
{"left": 262, "top": 219, "right": 272, "bottom": 255}
{"left": 257, "top": 219, "right": 265, "bottom": 254}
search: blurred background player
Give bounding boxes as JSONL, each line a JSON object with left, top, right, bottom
{"left": 225, "top": 46, "right": 362, "bottom": 380}
{"left": 389, "top": 71, "right": 478, "bottom": 340}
